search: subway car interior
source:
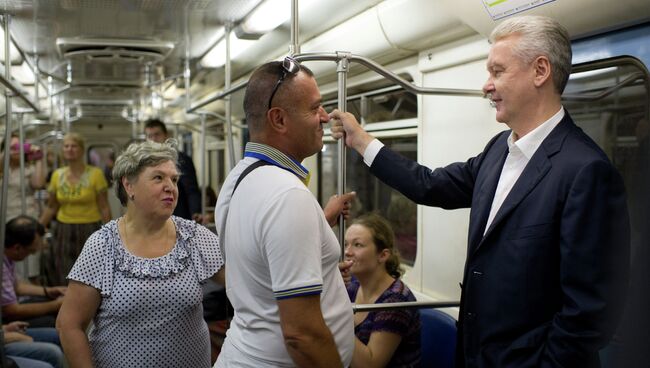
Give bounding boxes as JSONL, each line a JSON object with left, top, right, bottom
{"left": 0, "top": 0, "right": 649, "bottom": 367}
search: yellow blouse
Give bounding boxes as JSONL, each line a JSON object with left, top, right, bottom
{"left": 48, "top": 165, "right": 108, "bottom": 224}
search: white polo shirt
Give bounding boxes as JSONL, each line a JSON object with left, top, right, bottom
{"left": 214, "top": 144, "right": 353, "bottom": 367}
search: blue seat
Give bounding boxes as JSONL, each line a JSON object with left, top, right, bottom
{"left": 420, "top": 309, "right": 457, "bottom": 368}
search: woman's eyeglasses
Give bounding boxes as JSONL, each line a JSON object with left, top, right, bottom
{"left": 268, "top": 56, "right": 300, "bottom": 110}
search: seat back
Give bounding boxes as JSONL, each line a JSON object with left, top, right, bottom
{"left": 420, "top": 309, "right": 457, "bottom": 368}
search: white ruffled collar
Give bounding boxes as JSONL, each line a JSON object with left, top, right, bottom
{"left": 103, "top": 216, "right": 198, "bottom": 279}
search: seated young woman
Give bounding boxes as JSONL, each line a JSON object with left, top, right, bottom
{"left": 345, "top": 213, "right": 421, "bottom": 368}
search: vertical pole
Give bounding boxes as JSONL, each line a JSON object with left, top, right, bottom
{"left": 336, "top": 52, "right": 350, "bottom": 259}
{"left": 289, "top": 0, "right": 300, "bottom": 56}
{"left": 184, "top": 7, "right": 191, "bottom": 111}
{"left": 62, "top": 101, "right": 70, "bottom": 133}
{"left": 48, "top": 76, "right": 54, "bottom": 127}
{"left": 0, "top": 14, "right": 12, "bottom": 366}
{"left": 224, "top": 24, "right": 236, "bottom": 170}
{"left": 18, "top": 113, "right": 26, "bottom": 214}
{"left": 200, "top": 113, "right": 207, "bottom": 222}
{"left": 184, "top": 59, "right": 191, "bottom": 112}
{"left": 34, "top": 55, "right": 40, "bottom": 105}
{"left": 131, "top": 115, "right": 138, "bottom": 140}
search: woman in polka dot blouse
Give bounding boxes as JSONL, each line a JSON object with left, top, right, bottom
{"left": 56, "top": 140, "right": 225, "bottom": 368}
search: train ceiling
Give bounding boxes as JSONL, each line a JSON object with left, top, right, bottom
{"left": 0, "top": 0, "right": 384, "bottom": 122}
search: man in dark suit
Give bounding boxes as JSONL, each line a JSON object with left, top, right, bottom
{"left": 144, "top": 119, "right": 203, "bottom": 222}
{"left": 331, "top": 15, "right": 630, "bottom": 367}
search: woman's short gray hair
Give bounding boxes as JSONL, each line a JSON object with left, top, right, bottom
{"left": 112, "top": 139, "right": 179, "bottom": 206}
{"left": 489, "top": 15, "right": 572, "bottom": 94}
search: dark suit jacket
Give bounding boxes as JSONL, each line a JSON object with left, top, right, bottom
{"left": 371, "top": 113, "right": 630, "bottom": 367}
{"left": 174, "top": 150, "right": 201, "bottom": 220}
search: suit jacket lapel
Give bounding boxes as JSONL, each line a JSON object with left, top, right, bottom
{"left": 467, "top": 143, "right": 508, "bottom": 255}
{"left": 473, "top": 114, "right": 573, "bottom": 255}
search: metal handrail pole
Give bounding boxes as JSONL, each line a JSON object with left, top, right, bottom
{"left": 9, "top": 34, "right": 49, "bottom": 94}
{"left": 196, "top": 110, "right": 227, "bottom": 122}
{"left": 34, "top": 55, "right": 40, "bottom": 106}
{"left": 186, "top": 81, "right": 248, "bottom": 114}
{"left": 200, "top": 113, "right": 207, "bottom": 222}
{"left": 50, "top": 85, "right": 71, "bottom": 97}
{"left": 184, "top": 56, "right": 191, "bottom": 112}
{"left": 349, "top": 54, "right": 484, "bottom": 97}
{"left": 0, "top": 14, "right": 11, "bottom": 366}
{"left": 353, "top": 300, "right": 461, "bottom": 313}
{"left": 18, "top": 113, "right": 26, "bottom": 214}
{"left": 194, "top": 110, "right": 248, "bottom": 130}
{"left": 184, "top": 57, "right": 379, "bottom": 115}
{"left": 293, "top": 53, "right": 340, "bottom": 63}
{"left": 0, "top": 72, "right": 41, "bottom": 112}
{"left": 48, "top": 77, "right": 55, "bottom": 127}
{"left": 562, "top": 72, "right": 644, "bottom": 101}
{"left": 336, "top": 52, "right": 350, "bottom": 258}
{"left": 146, "top": 72, "right": 185, "bottom": 88}
{"left": 289, "top": 0, "right": 300, "bottom": 56}
{"left": 323, "top": 85, "right": 405, "bottom": 109}
{"left": 293, "top": 52, "right": 484, "bottom": 97}
{"left": 0, "top": 18, "right": 41, "bottom": 113}
{"left": 225, "top": 25, "right": 236, "bottom": 170}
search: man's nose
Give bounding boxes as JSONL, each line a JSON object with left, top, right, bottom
{"left": 482, "top": 78, "right": 494, "bottom": 95}
{"left": 318, "top": 107, "right": 329, "bottom": 122}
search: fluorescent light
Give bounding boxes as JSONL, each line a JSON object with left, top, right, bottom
{"left": 241, "top": 0, "right": 290, "bottom": 34}
{"left": 200, "top": 33, "right": 256, "bottom": 68}
{"left": 241, "top": 0, "right": 316, "bottom": 34}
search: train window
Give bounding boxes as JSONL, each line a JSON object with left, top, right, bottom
{"left": 563, "top": 56, "right": 650, "bottom": 260}
{"left": 322, "top": 78, "right": 418, "bottom": 124}
{"left": 319, "top": 134, "right": 418, "bottom": 266}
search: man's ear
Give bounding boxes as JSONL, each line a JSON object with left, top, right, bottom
{"left": 533, "top": 55, "right": 552, "bottom": 88}
{"left": 267, "top": 107, "right": 288, "bottom": 133}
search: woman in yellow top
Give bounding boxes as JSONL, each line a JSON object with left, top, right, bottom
{"left": 40, "top": 132, "right": 111, "bottom": 285}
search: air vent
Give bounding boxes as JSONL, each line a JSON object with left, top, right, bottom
{"left": 56, "top": 38, "right": 174, "bottom": 63}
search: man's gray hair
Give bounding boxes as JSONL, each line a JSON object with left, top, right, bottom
{"left": 112, "top": 139, "right": 179, "bottom": 205}
{"left": 489, "top": 15, "right": 572, "bottom": 94}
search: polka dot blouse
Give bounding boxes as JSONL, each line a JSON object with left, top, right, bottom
{"left": 68, "top": 216, "right": 224, "bottom": 368}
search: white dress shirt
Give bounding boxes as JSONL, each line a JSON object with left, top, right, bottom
{"left": 484, "top": 107, "right": 565, "bottom": 233}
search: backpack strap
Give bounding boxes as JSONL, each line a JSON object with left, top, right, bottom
{"left": 232, "top": 160, "right": 272, "bottom": 196}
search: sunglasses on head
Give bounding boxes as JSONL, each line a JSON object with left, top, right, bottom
{"left": 267, "top": 56, "right": 301, "bottom": 110}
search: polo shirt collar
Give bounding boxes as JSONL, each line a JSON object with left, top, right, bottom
{"left": 244, "top": 142, "right": 310, "bottom": 184}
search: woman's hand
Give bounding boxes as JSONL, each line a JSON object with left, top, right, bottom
{"left": 338, "top": 260, "right": 353, "bottom": 286}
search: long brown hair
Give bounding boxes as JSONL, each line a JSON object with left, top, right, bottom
{"left": 351, "top": 213, "right": 403, "bottom": 278}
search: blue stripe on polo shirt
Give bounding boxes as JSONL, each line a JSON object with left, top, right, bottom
{"left": 243, "top": 142, "right": 311, "bottom": 185}
{"left": 274, "top": 284, "right": 323, "bottom": 300}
